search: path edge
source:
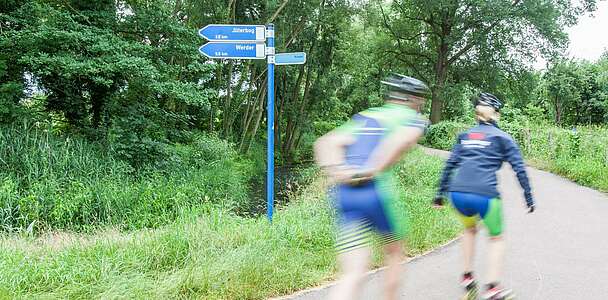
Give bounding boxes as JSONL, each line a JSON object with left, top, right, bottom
{"left": 270, "top": 145, "right": 456, "bottom": 300}
{"left": 270, "top": 236, "right": 461, "bottom": 300}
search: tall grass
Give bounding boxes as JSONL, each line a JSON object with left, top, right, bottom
{"left": 422, "top": 121, "right": 608, "bottom": 192}
{"left": 0, "top": 121, "right": 253, "bottom": 232}
{"left": 0, "top": 148, "right": 459, "bottom": 299}
{"left": 521, "top": 125, "right": 608, "bottom": 190}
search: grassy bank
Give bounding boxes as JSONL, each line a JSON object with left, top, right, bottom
{"left": 0, "top": 148, "right": 459, "bottom": 299}
{"left": 423, "top": 121, "right": 608, "bottom": 192}
{"left": 0, "top": 121, "right": 255, "bottom": 232}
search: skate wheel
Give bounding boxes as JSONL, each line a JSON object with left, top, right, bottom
{"left": 461, "top": 290, "right": 478, "bottom": 300}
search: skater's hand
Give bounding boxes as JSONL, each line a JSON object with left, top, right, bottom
{"left": 527, "top": 203, "right": 535, "bottom": 214}
{"left": 348, "top": 168, "right": 376, "bottom": 186}
{"left": 325, "top": 165, "right": 356, "bottom": 184}
{"left": 525, "top": 193, "right": 535, "bottom": 214}
{"left": 328, "top": 165, "right": 375, "bottom": 186}
{"left": 432, "top": 194, "right": 446, "bottom": 208}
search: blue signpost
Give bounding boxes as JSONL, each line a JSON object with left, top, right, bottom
{"left": 198, "top": 23, "right": 305, "bottom": 222}
{"left": 199, "top": 24, "right": 266, "bottom": 42}
{"left": 275, "top": 52, "right": 306, "bottom": 65}
{"left": 266, "top": 24, "right": 275, "bottom": 222}
{"left": 199, "top": 42, "right": 266, "bottom": 59}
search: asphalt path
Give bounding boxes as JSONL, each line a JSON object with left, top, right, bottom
{"left": 283, "top": 148, "right": 608, "bottom": 300}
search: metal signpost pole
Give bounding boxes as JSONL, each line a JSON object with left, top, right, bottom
{"left": 266, "top": 24, "right": 275, "bottom": 222}
{"left": 198, "top": 23, "right": 305, "bottom": 223}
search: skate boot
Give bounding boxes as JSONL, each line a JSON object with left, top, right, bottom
{"left": 460, "top": 273, "right": 478, "bottom": 300}
{"left": 481, "top": 285, "right": 515, "bottom": 300}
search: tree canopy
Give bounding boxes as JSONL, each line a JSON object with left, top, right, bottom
{"left": 1, "top": 0, "right": 606, "bottom": 166}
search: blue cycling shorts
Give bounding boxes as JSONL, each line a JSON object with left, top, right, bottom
{"left": 449, "top": 192, "right": 503, "bottom": 236}
{"left": 332, "top": 180, "right": 408, "bottom": 252}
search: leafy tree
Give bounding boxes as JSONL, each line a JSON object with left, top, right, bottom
{"left": 544, "top": 60, "right": 582, "bottom": 125}
{"left": 543, "top": 58, "right": 608, "bottom": 125}
{"left": 1, "top": 0, "right": 215, "bottom": 166}
{"left": 369, "top": 0, "right": 596, "bottom": 123}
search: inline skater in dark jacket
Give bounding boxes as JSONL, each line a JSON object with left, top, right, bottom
{"left": 433, "top": 93, "right": 535, "bottom": 300}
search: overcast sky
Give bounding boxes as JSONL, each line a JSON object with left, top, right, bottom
{"left": 566, "top": 0, "right": 608, "bottom": 61}
{"left": 535, "top": 1, "right": 608, "bottom": 68}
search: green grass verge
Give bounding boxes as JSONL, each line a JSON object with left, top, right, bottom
{"left": 423, "top": 121, "right": 608, "bottom": 192}
{"left": 0, "top": 148, "right": 459, "bottom": 299}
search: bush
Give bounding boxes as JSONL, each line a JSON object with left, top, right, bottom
{"left": 0, "top": 57, "right": 25, "bottom": 124}
{"left": 107, "top": 105, "right": 172, "bottom": 169}
{"left": 422, "top": 121, "right": 470, "bottom": 151}
{"left": 0, "top": 122, "right": 253, "bottom": 233}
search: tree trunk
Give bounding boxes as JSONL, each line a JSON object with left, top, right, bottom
{"left": 430, "top": 37, "right": 449, "bottom": 124}
{"left": 555, "top": 96, "right": 562, "bottom": 125}
{"left": 286, "top": 66, "right": 316, "bottom": 161}
{"left": 276, "top": 70, "right": 288, "bottom": 153}
{"left": 430, "top": 87, "right": 443, "bottom": 124}
{"left": 241, "top": 66, "right": 261, "bottom": 134}
{"left": 223, "top": 62, "right": 234, "bottom": 137}
{"left": 225, "top": 63, "right": 250, "bottom": 138}
{"left": 239, "top": 82, "right": 265, "bottom": 152}
{"left": 274, "top": 74, "right": 281, "bottom": 152}
{"left": 246, "top": 88, "right": 266, "bottom": 153}
{"left": 282, "top": 65, "right": 306, "bottom": 154}
{"left": 90, "top": 86, "right": 106, "bottom": 129}
{"left": 210, "top": 102, "right": 214, "bottom": 132}
{"left": 240, "top": 84, "right": 254, "bottom": 135}
{"left": 294, "top": 128, "right": 304, "bottom": 153}
{"left": 211, "top": 64, "right": 224, "bottom": 132}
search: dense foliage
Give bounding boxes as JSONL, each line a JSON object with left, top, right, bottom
{"left": 543, "top": 58, "right": 608, "bottom": 125}
{"left": 360, "top": 0, "right": 597, "bottom": 123}
{"left": 1, "top": 0, "right": 364, "bottom": 232}
{"left": 2, "top": 1, "right": 608, "bottom": 299}
{"left": 1, "top": 0, "right": 607, "bottom": 230}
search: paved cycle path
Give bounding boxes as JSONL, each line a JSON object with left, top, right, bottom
{"left": 285, "top": 148, "right": 608, "bottom": 299}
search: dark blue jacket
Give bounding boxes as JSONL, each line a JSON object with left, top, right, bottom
{"left": 438, "top": 122, "right": 534, "bottom": 206}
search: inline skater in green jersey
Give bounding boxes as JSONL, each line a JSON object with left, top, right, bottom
{"left": 314, "top": 74, "right": 429, "bottom": 300}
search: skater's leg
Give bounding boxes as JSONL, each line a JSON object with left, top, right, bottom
{"left": 486, "top": 236, "right": 505, "bottom": 284}
{"left": 383, "top": 240, "right": 404, "bottom": 300}
{"left": 481, "top": 198, "right": 504, "bottom": 285}
{"left": 462, "top": 225, "right": 477, "bottom": 273}
{"left": 457, "top": 225, "right": 480, "bottom": 300}
{"left": 329, "top": 246, "right": 371, "bottom": 300}
{"left": 450, "top": 192, "right": 481, "bottom": 275}
{"left": 370, "top": 180, "right": 407, "bottom": 300}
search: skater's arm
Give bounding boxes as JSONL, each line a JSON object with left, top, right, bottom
{"left": 314, "top": 132, "right": 350, "bottom": 167}
{"left": 503, "top": 137, "right": 534, "bottom": 210}
{"left": 314, "top": 130, "right": 355, "bottom": 174}
{"left": 365, "top": 126, "right": 424, "bottom": 174}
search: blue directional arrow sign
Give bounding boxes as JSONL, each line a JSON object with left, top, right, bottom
{"left": 199, "top": 42, "right": 266, "bottom": 59}
{"left": 195, "top": 23, "right": 309, "bottom": 223}
{"left": 199, "top": 24, "right": 266, "bottom": 42}
{"left": 275, "top": 52, "right": 307, "bottom": 65}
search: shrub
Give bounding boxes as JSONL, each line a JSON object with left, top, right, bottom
{"left": 422, "top": 121, "right": 470, "bottom": 151}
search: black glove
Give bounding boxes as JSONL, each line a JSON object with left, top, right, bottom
{"left": 433, "top": 194, "right": 445, "bottom": 207}
{"left": 346, "top": 168, "right": 376, "bottom": 186}
{"left": 525, "top": 192, "right": 535, "bottom": 213}
{"left": 527, "top": 203, "right": 535, "bottom": 214}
